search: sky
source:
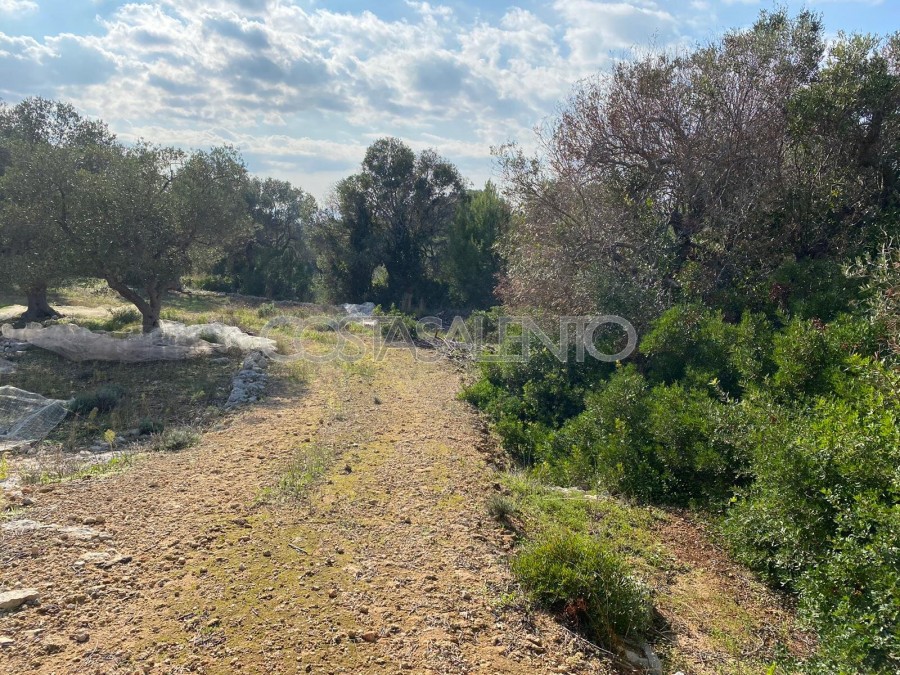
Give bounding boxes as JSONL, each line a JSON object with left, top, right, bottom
{"left": 0, "top": 0, "right": 897, "bottom": 202}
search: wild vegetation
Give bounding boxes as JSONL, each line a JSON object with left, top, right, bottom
{"left": 465, "top": 10, "right": 900, "bottom": 673}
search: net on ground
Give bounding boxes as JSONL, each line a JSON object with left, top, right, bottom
{"left": 0, "top": 386, "right": 69, "bottom": 452}
{"left": 0, "top": 321, "right": 276, "bottom": 362}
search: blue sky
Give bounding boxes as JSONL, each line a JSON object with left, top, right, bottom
{"left": 1, "top": 0, "right": 897, "bottom": 200}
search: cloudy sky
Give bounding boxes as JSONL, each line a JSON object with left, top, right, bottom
{"left": 0, "top": 0, "right": 895, "bottom": 200}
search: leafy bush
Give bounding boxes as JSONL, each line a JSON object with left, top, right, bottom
{"left": 70, "top": 385, "right": 125, "bottom": 414}
{"left": 771, "top": 315, "right": 881, "bottom": 401}
{"left": 486, "top": 493, "right": 517, "bottom": 523}
{"left": 512, "top": 530, "right": 651, "bottom": 647}
{"left": 725, "top": 358, "right": 900, "bottom": 673}
{"left": 461, "top": 332, "right": 614, "bottom": 462}
{"left": 101, "top": 307, "right": 142, "bottom": 331}
{"left": 257, "top": 301, "right": 279, "bottom": 318}
{"left": 548, "top": 366, "right": 742, "bottom": 503}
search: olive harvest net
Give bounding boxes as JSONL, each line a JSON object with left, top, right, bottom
{"left": 0, "top": 386, "right": 70, "bottom": 451}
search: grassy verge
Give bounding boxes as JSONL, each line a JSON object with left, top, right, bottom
{"left": 492, "top": 471, "right": 803, "bottom": 674}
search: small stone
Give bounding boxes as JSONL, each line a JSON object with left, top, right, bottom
{"left": 71, "top": 632, "right": 90, "bottom": 644}
{"left": 328, "top": 589, "right": 338, "bottom": 599}
{"left": 361, "top": 631, "right": 378, "bottom": 643}
{"left": 0, "top": 636, "right": 13, "bottom": 647}
{"left": 82, "top": 515, "right": 105, "bottom": 525}
{"left": 0, "top": 588, "right": 40, "bottom": 611}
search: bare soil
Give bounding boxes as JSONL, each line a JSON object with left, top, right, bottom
{"left": 1, "top": 352, "right": 613, "bottom": 673}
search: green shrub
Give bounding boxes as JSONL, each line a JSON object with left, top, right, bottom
{"left": 512, "top": 530, "right": 651, "bottom": 646}
{"left": 487, "top": 493, "right": 517, "bottom": 523}
{"left": 257, "top": 301, "right": 279, "bottom": 318}
{"left": 101, "top": 307, "right": 142, "bottom": 332}
{"left": 153, "top": 427, "right": 200, "bottom": 452}
{"left": 138, "top": 418, "right": 164, "bottom": 436}
{"left": 545, "top": 365, "right": 741, "bottom": 503}
{"left": 725, "top": 358, "right": 900, "bottom": 672}
{"left": 771, "top": 315, "right": 881, "bottom": 401}
{"left": 70, "top": 385, "right": 125, "bottom": 414}
{"left": 640, "top": 305, "right": 739, "bottom": 393}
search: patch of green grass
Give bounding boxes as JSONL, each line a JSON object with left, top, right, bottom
{"left": 78, "top": 306, "right": 142, "bottom": 332}
{"left": 70, "top": 384, "right": 125, "bottom": 414}
{"left": 277, "top": 442, "right": 334, "bottom": 499}
{"left": 0, "top": 453, "right": 9, "bottom": 481}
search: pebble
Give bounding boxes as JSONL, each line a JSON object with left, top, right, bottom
{"left": 0, "top": 588, "right": 40, "bottom": 611}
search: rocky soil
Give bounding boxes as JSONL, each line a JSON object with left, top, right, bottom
{"left": 0, "top": 351, "right": 613, "bottom": 674}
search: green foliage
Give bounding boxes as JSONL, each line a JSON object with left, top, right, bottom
{"left": 70, "top": 385, "right": 125, "bottom": 415}
{"left": 724, "top": 359, "right": 900, "bottom": 673}
{"left": 212, "top": 177, "right": 318, "bottom": 301}
{"left": 461, "top": 334, "right": 613, "bottom": 462}
{"left": 771, "top": 315, "right": 880, "bottom": 400}
{"left": 138, "top": 418, "right": 164, "bottom": 436}
{"left": 512, "top": 530, "right": 651, "bottom": 646}
{"left": 153, "top": 427, "right": 200, "bottom": 452}
{"left": 443, "top": 182, "right": 510, "bottom": 308}
{"left": 101, "top": 307, "right": 142, "bottom": 331}
{"left": 312, "top": 138, "right": 505, "bottom": 310}
{"left": 548, "top": 366, "right": 741, "bottom": 503}
{"left": 486, "top": 493, "right": 517, "bottom": 523}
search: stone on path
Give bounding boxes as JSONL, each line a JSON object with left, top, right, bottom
{"left": 0, "top": 589, "right": 40, "bottom": 612}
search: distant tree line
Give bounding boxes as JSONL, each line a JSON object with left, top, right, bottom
{"left": 0, "top": 100, "right": 509, "bottom": 332}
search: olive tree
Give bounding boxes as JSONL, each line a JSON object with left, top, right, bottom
{"left": 60, "top": 143, "right": 252, "bottom": 332}
{"left": 0, "top": 97, "right": 115, "bottom": 320}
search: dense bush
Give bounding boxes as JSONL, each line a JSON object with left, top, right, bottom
{"left": 466, "top": 301, "right": 898, "bottom": 670}
{"left": 461, "top": 335, "right": 614, "bottom": 462}
{"left": 725, "top": 359, "right": 900, "bottom": 673}
{"left": 512, "top": 530, "right": 651, "bottom": 647}
{"left": 70, "top": 385, "right": 125, "bottom": 414}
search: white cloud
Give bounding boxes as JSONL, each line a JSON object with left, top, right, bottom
{"left": 0, "top": 1, "right": 714, "bottom": 198}
{"left": 0, "top": 0, "right": 37, "bottom": 15}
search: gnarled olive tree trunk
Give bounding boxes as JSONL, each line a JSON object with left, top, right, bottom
{"left": 21, "top": 282, "right": 61, "bottom": 322}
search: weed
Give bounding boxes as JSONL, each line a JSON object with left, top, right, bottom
{"left": 138, "top": 418, "right": 164, "bottom": 435}
{"left": 257, "top": 302, "right": 279, "bottom": 318}
{"left": 70, "top": 385, "right": 125, "bottom": 415}
{"left": 279, "top": 442, "right": 333, "bottom": 498}
{"left": 153, "top": 427, "right": 200, "bottom": 452}
{"left": 487, "top": 493, "right": 517, "bottom": 523}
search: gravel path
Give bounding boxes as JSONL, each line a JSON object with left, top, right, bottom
{"left": 0, "top": 351, "right": 608, "bottom": 674}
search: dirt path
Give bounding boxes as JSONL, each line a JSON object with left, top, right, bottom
{"left": 1, "top": 350, "right": 608, "bottom": 674}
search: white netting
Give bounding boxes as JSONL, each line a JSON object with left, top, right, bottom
{"left": 0, "top": 321, "right": 276, "bottom": 362}
{"left": 0, "top": 386, "right": 70, "bottom": 451}
{"left": 342, "top": 302, "right": 375, "bottom": 318}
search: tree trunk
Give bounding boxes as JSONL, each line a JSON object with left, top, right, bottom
{"left": 104, "top": 277, "right": 163, "bottom": 334}
{"left": 143, "top": 290, "right": 162, "bottom": 333}
{"left": 21, "top": 283, "right": 61, "bottom": 322}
